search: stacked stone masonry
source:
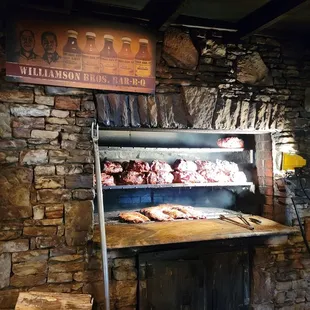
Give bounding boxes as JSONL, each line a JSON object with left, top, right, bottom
{"left": 1, "top": 28, "right": 310, "bottom": 309}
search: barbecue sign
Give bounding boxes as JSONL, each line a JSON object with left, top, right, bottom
{"left": 6, "top": 13, "right": 156, "bottom": 93}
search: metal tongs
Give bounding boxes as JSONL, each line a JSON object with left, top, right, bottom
{"left": 219, "top": 214, "right": 254, "bottom": 230}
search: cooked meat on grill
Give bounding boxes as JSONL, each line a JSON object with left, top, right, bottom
{"left": 141, "top": 204, "right": 207, "bottom": 221}
{"left": 197, "top": 159, "right": 244, "bottom": 183}
{"left": 172, "top": 205, "right": 207, "bottom": 219}
{"left": 118, "top": 171, "right": 146, "bottom": 185}
{"left": 217, "top": 137, "right": 244, "bottom": 149}
{"left": 102, "top": 161, "right": 123, "bottom": 174}
{"left": 195, "top": 160, "right": 216, "bottom": 171}
{"left": 173, "top": 159, "right": 197, "bottom": 172}
{"left": 150, "top": 160, "right": 172, "bottom": 172}
{"left": 199, "top": 168, "right": 231, "bottom": 183}
{"left": 119, "top": 211, "right": 150, "bottom": 223}
{"left": 216, "top": 159, "right": 239, "bottom": 175}
{"left": 146, "top": 171, "right": 174, "bottom": 184}
{"left": 141, "top": 207, "right": 173, "bottom": 221}
{"left": 126, "top": 160, "right": 150, "bottom": 173}
{"left": 173, "top": 171, "right": 205, "bottom": 184}
{"left": 94, "top": 173, "right": 115, "bottom": 186}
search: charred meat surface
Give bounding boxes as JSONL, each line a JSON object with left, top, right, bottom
{"left": 94, "top": 173, "right": 115, "bottom": 186}
{"left": 119, "top": 211, "right": 150, "bottom": 223}
{"left": 141, "top": 206, "right": 173, "bottom": 221}
{"left": 172, "top": 159, "right": 197, "bottom": 172}
{"left": 150, "top": 160, "right": 172, "bottom": 172}
{"left": 173, "top": 171, "right": 205, "bottom": 183}
{"left": 118, "top": 171, "right": 146, "bottom": 185}
{"left": 146, "top": 171, "right": 174, "bottom": 184}
{"left": 126, "top": 160, "right": 150, "bottom": 173}
{"left": 102, "top": 161, "right": 123, "bottom": 174}
{"left": 141, "top": 204, "right": 207, "bottom": 221}
{"left": 217, "top": 137, "right": 244, "bottom": 148}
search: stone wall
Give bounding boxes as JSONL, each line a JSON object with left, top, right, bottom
{"left": 1, "top": 27, "right": 310, "bottom": 309}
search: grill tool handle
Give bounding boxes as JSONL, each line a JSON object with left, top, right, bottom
{"left": 219, "top": 215, "right": 254, "bottom": 230}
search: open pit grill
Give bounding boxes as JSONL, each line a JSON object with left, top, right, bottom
{"left": 91, "top": 124, "right": 297, "bottom": 310}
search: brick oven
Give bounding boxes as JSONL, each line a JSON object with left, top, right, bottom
{"left": 1, "top": 15, "right": 310, "bottom": 310}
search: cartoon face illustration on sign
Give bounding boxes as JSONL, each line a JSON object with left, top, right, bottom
{"left": 15, "top": 29, "right": 40, "bottom": 63}
{"left": 41, "top": 31, "right": 61, "bottom": 65}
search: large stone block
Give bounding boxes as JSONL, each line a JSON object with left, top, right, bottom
{"left": 13, "top": 127, "right": 31, "bottom": 138}
{"left": 12, "top": 117, "right": 45, "bottom": 129}
{"left": 182, "top": 86, "right": 218, "bottom": 128}
{"left": 37, "top": 189, "right": 71, "bottom": 203}
{"left": 202, "top": 39, "right": 226, "bottom": 58}
{"left": 33, "top": 205, "right": 45, "bottom": 220}
{"left": 45, "top": 204, "right": 64, "bottom": 219}
{"left": 128, "top": 95, "right": 140, "bottom": 127}
{"left": 65, "top": 200, "right": 93, "bottom": 246}
{"left": 0, "top": 231, "right": 22, "bottom": 241}
{"left": 20, "top": 149, "right": 48, "bottom": 165}
{"left": 23, "top": 226, "right": 57, "bottom": 236}
{"left": 0, "top": 167, "right": 32, "bottom": 219}
{"left": 73, "top": 270, "right": 102, "bottom": 282}
{"left": 10, "top": 104, "right": 50, "bottom": 117}
{"left": 24, "top": 219, "right": 63, "bottom": 227}
{"left": 31, "top": 130, "right": 59, "bottom": 140}
{"left": 65, "top": 174, "right": 93, "bottom": 189}
{"left": 12, "top": 250, "right": 49, "bottom": 263}
{"left": 155, "top": 94, "right": 187, "bottom": 128}
{"left": 35, "top": 95, "right": 54, "bottom": 106}
{"left": 213, "top": 98, "right": 241, "bottom": 130}
{"left": 72, "top": 189, "right": 95, "bottom": 200}
{"left": 0, "top": 88, "right": 34, "bottom": 103}
{"left": 0, "top": 102, "right": 11, "bottom": 138}
{"left": 46, "top": 117, "right": 69, "bottom": 125}
{"left": 252, "top": 268, "right": 274, "bottom": 304}
{"left": 48, "top": 272, "right": 73, "bottom": 283}
{"left": 55, "top": 96, "right": 81, "bottom": 111}
{"left": 0, "top": 253, "right": 11, "bottom": 289}
{"left": 163, "top": 28, "right": 198, "bottom": 69}
{"left": 237, "top": 52, "right": 269, "bottom": 85}
{"left": 0, "top": 239, "right": 29, "bottom": 254}
{"left": 113, "top": 267, "right": 137, "bottom": 281}
{"left": 35, "top": 236, "right": 65, "bottom": 249}
{"left": 51, "top": 109, "right": 70, "bottom": 118}
{"left": 34, "top": 165, "right": 56, "bottom": 176}
{"left": 0, "top": 139, "right": 27, "bottom": 149}
{"left": 35, "top": 176, "right": 64, "bottom": 189}
{"left": 45, "top": 86, "right": 89, "bottom": 96}
{"left": 48, "top": 261, "right": 85, "bottom": 273}
{"left": 12, "top": 261, "right": 47, "bottom": 276}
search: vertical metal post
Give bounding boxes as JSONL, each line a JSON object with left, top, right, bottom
{"left": 92, "top": 122, "right": 110, "bottom": 310}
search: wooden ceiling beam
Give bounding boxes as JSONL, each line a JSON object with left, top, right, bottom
{"left": 142, "top": 0, "right": 188, "bottom": 31}
{"left": 173, "top": 15, "right": 237, "bottom": 32}
{"left": 236, "top": 0, "right": 308, "bottom": 38}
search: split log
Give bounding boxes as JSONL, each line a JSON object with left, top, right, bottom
{"left": 15, "top": 291, "right": 93, "bottom": 309}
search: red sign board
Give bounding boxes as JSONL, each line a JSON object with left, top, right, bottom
{"left": 6, "top": 14, "right": 156, "bottom": 93}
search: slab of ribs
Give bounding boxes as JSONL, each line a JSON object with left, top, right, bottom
{"left": 119, "top": 204, "right": 207, "bottom": 223}
{"left": 99, "top": 158, "right": 247, "bottom": 186}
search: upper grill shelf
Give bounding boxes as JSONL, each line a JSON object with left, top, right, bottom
{"left": 100, "top": 147, "right": 245, "bottom": 153}
{"left": 102, "top": 182, "right": 254, "bottom": 190}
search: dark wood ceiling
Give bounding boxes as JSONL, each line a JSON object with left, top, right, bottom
{"left": 2, "top": 0, "right": 310, "bottom": 39}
